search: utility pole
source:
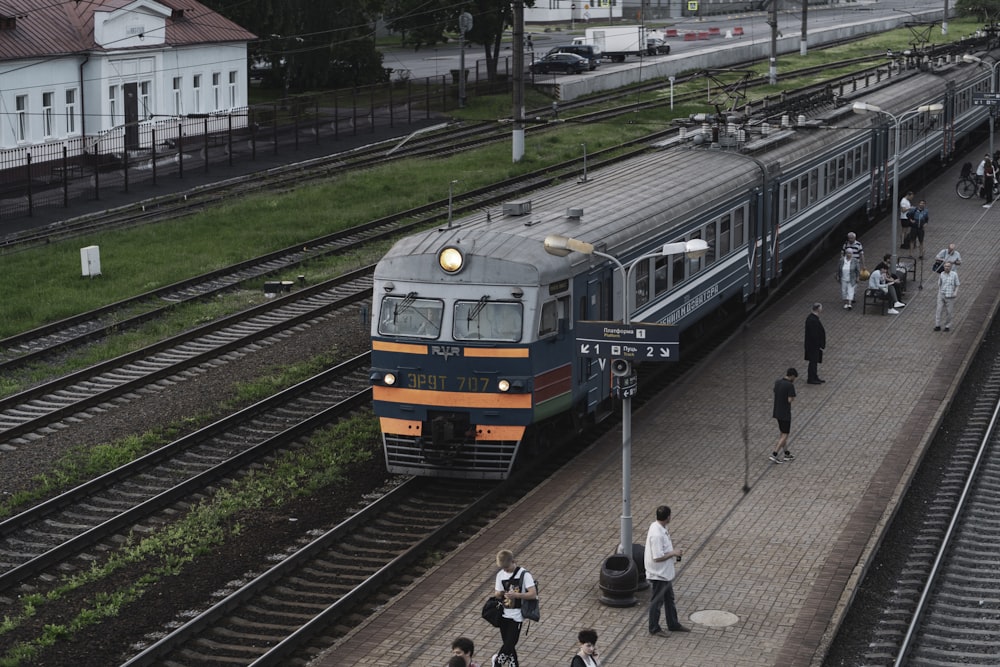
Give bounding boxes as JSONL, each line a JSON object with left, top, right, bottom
{"left": 800, "top": 0, "right": 807, "bottom": 56}
{"left": 768, "top": 0, "right": 778, "bottom": 84}
{"left": 512, "top": 0, "right": 525, "bottom": 162}
{"left": 942, "top": 0, "right": 948, "bottom": 35}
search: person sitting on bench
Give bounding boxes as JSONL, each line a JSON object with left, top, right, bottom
{"left": 868, "top": 266, "right": 906, "bottom": 315}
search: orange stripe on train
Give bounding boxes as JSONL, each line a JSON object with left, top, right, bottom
{"left": 373, "top": 386, "right": 532, "bottom": 409}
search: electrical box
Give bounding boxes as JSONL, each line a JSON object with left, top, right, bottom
{"left": 80, "top": 245, "right": 101, "bottom": 277}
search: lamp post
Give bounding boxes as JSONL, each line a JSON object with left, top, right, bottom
{"left": 543, "top": 234, "right": 708, "bottom": 558}
{"left": 851, "top": 102, "right": 943, "bottom": 268}
{"left": 962, "top": 54, "right": 1000, "bottom": 158}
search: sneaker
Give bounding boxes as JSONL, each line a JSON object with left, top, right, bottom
{"left": 984, "top": 204, "right": 992, "bottom": 208}
{"left": 783, "top": 451, "right": 795, "bottom": 461}
{"left": 893, "top": 301, "right": 906, "bottom": 308}
{"left": 843, "top": 304, "right": 849, "bottom": 310}
{"left": 847, "top": 304, "right": 852, "bottom": 310}
{"left": 934, "top": 326, "right": 941, "bottom": 331}
{"left": 887, "top": 308, "right": 900, "bottom": 315}
{"left": 769, "top": 453, "right": 784, "bottom": 464}
{"left": 944, "top": 327, "right": 950, "bottom": 332}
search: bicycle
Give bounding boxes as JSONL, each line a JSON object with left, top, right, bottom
{"left": 955, "top": 174, "right": 1000, "bottom": 199}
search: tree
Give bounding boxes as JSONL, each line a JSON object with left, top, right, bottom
{"left": 200, "top": 0, "right": 388, "bottom": 90}
{"left": 385, "top": 0, "right": 534, "bottom": 81}
{"left": 955, "top": 0, "right": 1000, "bottom": 22}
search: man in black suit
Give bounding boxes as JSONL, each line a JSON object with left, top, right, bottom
{"left": 804, "top": 303, "right": 826, "bottom": 384}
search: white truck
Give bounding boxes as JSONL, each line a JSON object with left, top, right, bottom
{"left": 573, "top": 26, "right": 660, "bottom": 62}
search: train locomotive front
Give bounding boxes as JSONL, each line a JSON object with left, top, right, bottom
{"left": 370, "top": 228, "right": 572, "bottom": 479}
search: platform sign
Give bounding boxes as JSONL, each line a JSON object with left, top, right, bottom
{"left": 575, "top": 320, "right": 679, "bottom": 361}
{"left": 973, "top": 92, "right": 1000, "bottom": 106}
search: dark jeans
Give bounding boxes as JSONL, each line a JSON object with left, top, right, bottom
{"left": 648, "top": 579, "right": 681, "bottom": 632}
{"left": 497, "top": 617, "right": 522, "bottom": 667}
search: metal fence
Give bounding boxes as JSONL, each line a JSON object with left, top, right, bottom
{"left": 0, "top": 62, "right": 514, "bottom": 222}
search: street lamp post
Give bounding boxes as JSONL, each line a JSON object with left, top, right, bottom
{"left": 543, "top": 234, "right": 708, "bottom": 558}
{"left": 962, "top": 54, "right": 1000, "bottom": 158}
{"left": 851, "top": 102, "right": 943, "bottom": 268}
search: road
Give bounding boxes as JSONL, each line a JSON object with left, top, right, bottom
{"left": 379, "top": 0, "right": 946, "bottom": 80}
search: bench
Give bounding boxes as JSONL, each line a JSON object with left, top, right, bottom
{"left": 863, "top": 288, "right": 887, "bottom": 315}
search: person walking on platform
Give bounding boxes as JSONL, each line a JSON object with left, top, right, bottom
{"left": 839, "top": 250, "right": 861, "bottom": 310}
{"left": 985, "top": 158, "right": 996, "bottom": 208}
{"left": 492, "top": 549, "right": 536, "bottom": 667}
{"left": 842, "top": 232, "right": 864, "bottom": 266}
{"left": 934, "top": 262, "right": 960, "bottom": 332}
{"left": 771, "top": 368, "right": 798, "bottom": 464}
{"left": 906, "top": 199, "right": 929, "bottom": 258}
{"left": 804, "top": 303, "right": 826, "bottom": 384}
{"left": 644, "top": 505, "right": 689, "bottom": 635}
{"left": 933, "top": 243, "right": 961, "bottom": 273}
{"left": 570, "top": 628, "right": 601, "bottom": 667}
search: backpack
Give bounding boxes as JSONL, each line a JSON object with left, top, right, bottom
{"left": 961, "top": 161, "right": 972, "bottom": 179}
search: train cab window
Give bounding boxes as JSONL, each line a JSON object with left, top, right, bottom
{"left": 454, "top": 301, "right": 522, "bottom": 342}
{"left": 378, "top": 295, "right": 444, "bottom": 338}
{"left": 539, "top": 296, "right": 568, "bottom": 337}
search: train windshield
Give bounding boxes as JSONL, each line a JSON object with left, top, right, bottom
{"left": 378, "top": 295, "right": 443, "bottom": 338}
{"left": 454, "top": 299, "right": 522, "bottom": 342}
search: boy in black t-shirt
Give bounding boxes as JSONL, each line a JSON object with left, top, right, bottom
{"left": 770, "top": 368, "right": 798, "bottom": 464}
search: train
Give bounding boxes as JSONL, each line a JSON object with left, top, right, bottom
{"left": 370, "top": 51, "right": 993, "bottom": 479}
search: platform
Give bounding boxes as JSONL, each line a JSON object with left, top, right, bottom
{"left": 311, "top": 156, "right": 1000, "bottom": 666}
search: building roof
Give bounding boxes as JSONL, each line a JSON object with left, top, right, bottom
{"left": 0, "top": 0, "right": 255, "bottom": 61}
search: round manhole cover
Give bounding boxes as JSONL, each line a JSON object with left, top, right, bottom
{"left": 689, "top": 609, "right": 739, "bottom": 627}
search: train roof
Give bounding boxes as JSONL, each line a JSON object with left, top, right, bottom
{"left": 377, "top": 148, "right": 763, "bottom": 286}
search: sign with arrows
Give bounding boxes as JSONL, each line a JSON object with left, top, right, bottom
{"left": 575, "top": 320, "right": 679, "bottom": 361}
{"left": 973, "top": 92, "right": 1000, "bottom": 106}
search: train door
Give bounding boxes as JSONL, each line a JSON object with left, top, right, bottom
{"left": 579, "top": 268, "right": 613, "bottom": 415}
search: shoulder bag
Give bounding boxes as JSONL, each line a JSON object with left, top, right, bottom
{"left": 481, "top": 596, "right": 503, "bottom": 627}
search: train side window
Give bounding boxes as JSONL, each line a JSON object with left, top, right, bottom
{"left": 672, "top": 254, "right": 685, "bottom": 285}
{"left": 654, "top": 255, "right": 668, "bottom": 295}
{"left": 733, "top": 208, "right": 745, "bottom": 247}
{"left": 378, "top": 295, "right": 444, "bottom": 339}
{"left": 719, "top": 214, "right": 731, "bottom": 256}
{"left": 688, "top": 231, "right": 704, "bottom": 275}
{"left": 861, "top": 143, "right": 870, "bottom": 172}
{"left": 704, "top": 222, "right": 716, "bottom": 266}
{"left": 837, "top": 155, "right": 846, "bottom": 189}
{"left": 635, "top": 260, "right": 650, "bottom": 307}
{"left": 809, "top": 168, "right": 819, "bottom": 201}
{"left": 826, "top": 158, "right": 836, "bottom": 193}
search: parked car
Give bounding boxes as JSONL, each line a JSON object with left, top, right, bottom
{"left": 546, "top": 44, "right": 601, "bottom": 70}
{"left": 530, "top": 52, "right": 590, "bottom": 75}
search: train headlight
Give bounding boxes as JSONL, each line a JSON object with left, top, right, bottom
{"left": 370, "top": 371, "right": 397, "bottom": 386}
{"left": 438, "top": 247, "right": 464, "bottom": 273}
{"left": 498, "top": 379, "right": 511, "bottom": 392}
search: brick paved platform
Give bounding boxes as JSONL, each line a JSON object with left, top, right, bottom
{"left": 311, "top": 153, "right": 1000, "bottom": 667}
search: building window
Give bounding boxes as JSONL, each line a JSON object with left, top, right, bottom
{"left": 42, "top": 91, "right": 54, "bottom": 137}
{"left": 139, "top": 81, "right": 151, "bottom": 120}
{"left": 192, "top": 74, "right": 201, "bottom": 112}
{"left": 15, "top": 95, "right": 28, "bottom": 141}
{"left": 65, "top": 89, "right": 77, "bottom": 134}
{"left": 212, "top": 72, "right": 220, "bottom": 110}
{"left": 108, "top": 85, "right": 118, "bottom": 125}
{"left": 228, "top": 71, "right": 237, "bottom": 107}
{"left": 172, "top": 77, "right": 182, "bottom": 115}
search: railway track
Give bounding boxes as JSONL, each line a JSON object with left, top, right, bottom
{"left": 855, "top": 342, "right": 1000, "bottom": 665}
{"left": 0, "top": 268, "right": 373, "bottom": 444}
{"left": 0, "top": 354, "right": 371, "bottom": 593}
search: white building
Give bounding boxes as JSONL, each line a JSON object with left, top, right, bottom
{"left": 0, "top": 0, "right": 255, "bottom": 151}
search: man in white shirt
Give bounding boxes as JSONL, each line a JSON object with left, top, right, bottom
{"left": 869, "top": 267, "right": 905, "bottom": 315}
{"left": 644, "top": 505, "right": 689, "bottom": 635}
